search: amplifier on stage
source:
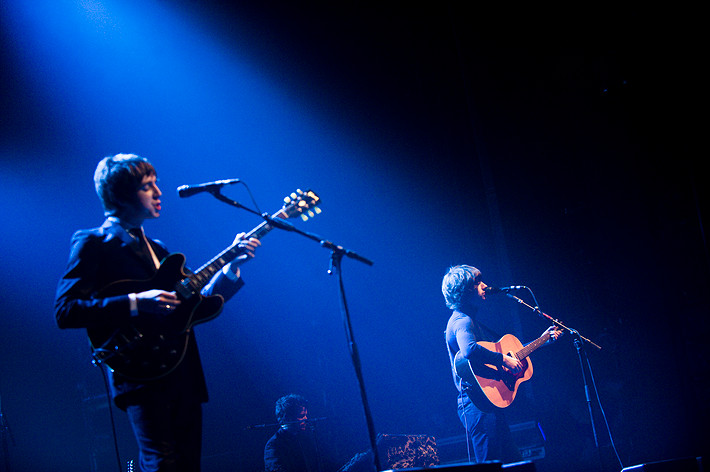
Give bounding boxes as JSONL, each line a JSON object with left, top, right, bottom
{"left": 509, "top": 421, "right": 546, "bottom": 461}
{"left": 377, "top": 433, "right": 439, "bottom": 469}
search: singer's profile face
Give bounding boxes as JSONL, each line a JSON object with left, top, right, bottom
{"left": 135, "top": 174, "right": 162, "bottom": 220}
{"left": 477, "top": 282, "right": 489, "bottom": 300}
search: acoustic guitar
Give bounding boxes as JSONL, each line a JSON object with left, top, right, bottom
{"left": 454, "top": 331, "right": 551, "bottom": 410}
{"left": 89, "top": 189, "right": 320, "bottom": 381}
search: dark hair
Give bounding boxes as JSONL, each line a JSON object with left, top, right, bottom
{"left": 442, "top": 265, "right": 482, "bottom": 310}
{"left": 274, "top": 394, "right": 308, "bottom": 425}
{"left": 94, "top": 153, "right": 156, "bottom": 216}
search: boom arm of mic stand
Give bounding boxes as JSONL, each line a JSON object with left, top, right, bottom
{"left": 245, "top": 417, "right": 328, "bottom": 430}
{"left": 319, "top": 240, "right": 373, "bottom": 268}
{"left": 206, "top": 192, "right": 324, "bottom": 241}
{"left": 505, "top": 293, "right": 602, "bottom": 350}
{"left": 206, "top": 190, "right": 375, "bottom": 268}
{"left": 207, "top": 190, "right": 263, "bottom": 217}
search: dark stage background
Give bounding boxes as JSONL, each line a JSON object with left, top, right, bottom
{"left": 0, "top": 2, "right": 706, "bottom": 471}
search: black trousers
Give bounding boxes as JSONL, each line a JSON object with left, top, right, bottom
{"left": 126, "top": 396, "right": 203, "bottom": 472}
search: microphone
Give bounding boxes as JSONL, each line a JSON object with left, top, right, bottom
{"left": 484, "top": 285, "right": 527, "bottom": 294}
{"left": 177, "top": 178, "right": 240, "bottom": 198}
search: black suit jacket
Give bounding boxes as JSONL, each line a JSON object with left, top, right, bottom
{"left": 55, "top": 218, "right": 244, "bottom": 409}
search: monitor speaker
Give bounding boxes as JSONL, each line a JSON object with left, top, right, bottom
{"left": 620, "top": 456, "right": 703, "bottom": 472}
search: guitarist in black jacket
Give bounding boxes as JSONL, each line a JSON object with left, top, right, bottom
{"left": 442, "top": 264, "right": 559, "bottom": 464}
{"left": 54, "top": 153, "right": 260, "bottom": 472}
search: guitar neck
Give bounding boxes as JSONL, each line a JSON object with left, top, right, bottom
{"left": 515, "top": 333, "right": 550, "bottom": 360}
{"left": 188, "top": 210, "right": 285, "bottom": 291}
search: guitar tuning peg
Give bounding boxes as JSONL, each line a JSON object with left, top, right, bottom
{"left": 283, "top": 196, "right": 291, "bottom": 204}
{"left": 300, "top": 214, "right": 309, "bottom": 222}
{"left": 296, "top": 189, "right": 303, "bottom": 195}
{"left": 314, "top": 207, "right": 322, "bottom": 214}
{"left": 290, "top": 192, "right": 297, "bottom": 199}
{"left": 307, "top": 210, "right": 314, "bottom": 217}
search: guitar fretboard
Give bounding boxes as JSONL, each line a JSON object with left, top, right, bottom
{"left": 188, "top": 216, "right": 280, "bottom": 292}
{"left": 515, "top": 333, "right": 550, "bottom": 360}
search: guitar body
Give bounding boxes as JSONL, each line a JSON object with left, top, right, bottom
{"left": 454, "top": 334, "right": 534, "bottom": 410}
{"left": 86, "top": 189, "right": 321, "bottom": 382}
{"left": 89, "top": 253, "right": 224, "bottom": 381}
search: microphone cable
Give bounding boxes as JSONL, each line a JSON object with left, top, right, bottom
{"left": 97, "top": 362, "right": 126, "bottom": 472}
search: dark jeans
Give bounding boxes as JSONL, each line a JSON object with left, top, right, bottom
{"left": 126, "top": 396, "right": 203, "bottom": 472}
{"left": 457, "top": 392, "right": 521, "bottom": 464}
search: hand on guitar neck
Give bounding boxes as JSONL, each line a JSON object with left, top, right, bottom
{"left": 543, "top": 325, "right": 563, "bottom": 344}
{"left": 225, "top": 232, "right": 262, "bottom": 278}
{"left": 500, "top": 326, "right": 561, "bottom": 374}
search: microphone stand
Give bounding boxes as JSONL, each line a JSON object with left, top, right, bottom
{"left": 207, "top": 191, "right": 380, "bottom": 471}
{"left": 324, "top": 245, "right": 380, "bottom": 472}
{"left": 503, "top": 291, "right": 600, "bottom": 349}
{"left": 504, "top": 291, "right": 604, "bottom": 471}
{"left": 208, "top": 191, "right": 261, "bottom": 217}
{"left": 207, "top": 191, "right": 373, "bottom": 266}
{"left": 207, "top": 191, "right": 312, "bottom": 237}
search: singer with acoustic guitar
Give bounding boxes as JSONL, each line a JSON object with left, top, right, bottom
{"left": 442, "top": 265, "right": 561, "bottom": 464}
{"left": 54, "top": 154, "right": 261, "bottom": 472}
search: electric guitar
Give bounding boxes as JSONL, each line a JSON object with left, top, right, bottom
{"left": 454, "top": 331, "right": 551, "bottom": 410}
{"left": 89, "top": 189, "right": 321, "bottom": 381}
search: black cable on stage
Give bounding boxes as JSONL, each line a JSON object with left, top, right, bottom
{"left": 98, "top": 364, "right": 125, "bottom": 472}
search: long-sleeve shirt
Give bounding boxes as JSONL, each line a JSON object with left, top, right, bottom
{"left": 445, "top": 310, "right": 505, "bottom": 393}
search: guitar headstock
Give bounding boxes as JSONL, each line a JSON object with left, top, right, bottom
{"left": 282, "top": 189, "right": 321, "bottom": 221}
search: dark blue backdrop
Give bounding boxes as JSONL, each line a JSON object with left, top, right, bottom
{"left": 0, "top": 2, "right": 706, "bottom": 471}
